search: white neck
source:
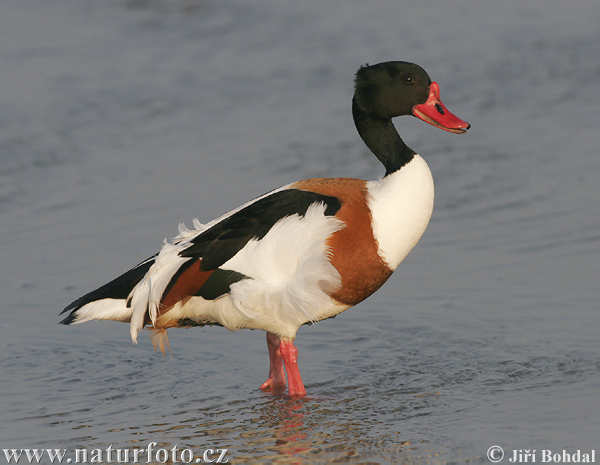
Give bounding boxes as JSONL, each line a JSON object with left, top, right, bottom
{"left": 366, "top": 155, "right": 435, "bottom": 270}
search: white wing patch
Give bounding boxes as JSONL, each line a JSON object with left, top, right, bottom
{"left": 222, "top": 203, "right": 345, "bottom": 333}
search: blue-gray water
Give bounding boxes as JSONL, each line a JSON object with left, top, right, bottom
{"left": 1, "top": 1, "right": 599, "bottom": 463}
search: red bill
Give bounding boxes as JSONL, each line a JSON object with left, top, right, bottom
{"left": 413, "top": 82, "right": 470, "bottom": 134}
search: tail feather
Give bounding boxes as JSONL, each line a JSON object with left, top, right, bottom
{"left": 60, "top": 298, "right": 132, "bottom": 325}
{"left": 60, "top": 256, "right": 155, "bottom": 324}
{"left": 61, "top": 248, "right": 193, "bottom": 347}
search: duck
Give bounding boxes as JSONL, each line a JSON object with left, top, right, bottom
{"left": 60, "top": 61, "right": 469, "bottom": 398}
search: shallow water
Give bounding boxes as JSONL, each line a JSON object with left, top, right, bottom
{"left": 1, "top": 1, "right": 599, "bottom": 463}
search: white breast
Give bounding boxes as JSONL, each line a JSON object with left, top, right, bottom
{"left": 366, "top": 154, "right": 435, "bottom": 270}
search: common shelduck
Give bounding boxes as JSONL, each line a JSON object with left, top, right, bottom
{"left": 61, "top": 61, "right": 469, "bottom": 398}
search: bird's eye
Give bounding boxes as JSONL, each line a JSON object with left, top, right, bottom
{"left": 402, "top": 75, "right": 414, "bottom": 84}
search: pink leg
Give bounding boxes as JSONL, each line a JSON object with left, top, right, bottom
{"left": 280, "top": 338, "right": 307, "bottom": 398}
{"left": 259, "top": 332, "right": 287, "bottom": 394}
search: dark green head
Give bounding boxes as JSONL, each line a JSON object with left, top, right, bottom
{"left": 354, "top": 61, "right": 432, "bottom": 120}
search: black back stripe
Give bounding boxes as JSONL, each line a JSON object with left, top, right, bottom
{"left": 180, "top": 188, "right": 342, "bottom": 270}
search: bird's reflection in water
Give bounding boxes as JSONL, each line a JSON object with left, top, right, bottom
{"left": 237, "top": 396, "right": 313, "bottom": 462}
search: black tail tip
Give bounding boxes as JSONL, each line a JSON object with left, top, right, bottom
{"left": 59, "top": 312, "right": 76, "bottom": 325}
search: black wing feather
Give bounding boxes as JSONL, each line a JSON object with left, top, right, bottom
{"left": 180, "top": 188, "right": 342, "bottom": 270}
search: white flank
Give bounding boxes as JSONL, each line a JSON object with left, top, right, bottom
{"left": 367, "top": 154, "right": 435, "bottom": 270}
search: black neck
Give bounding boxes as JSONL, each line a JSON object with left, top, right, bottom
{"left": 352, "top": 97, "right": 415, "bottom": 176}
